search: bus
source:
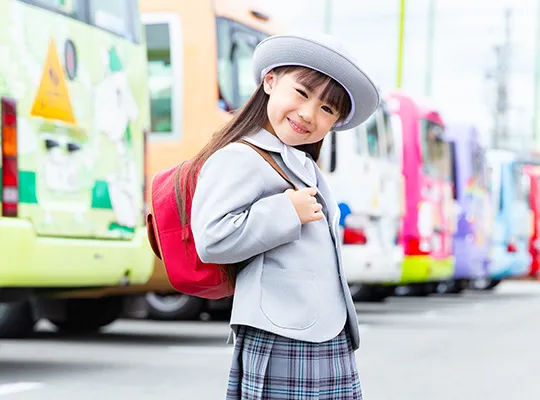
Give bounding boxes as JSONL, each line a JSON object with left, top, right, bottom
{"left": 135, "top": 0, "right": 281, "bottom": 320}
{"left": 388, "top": 92, "right": 457, "bottom": 296}
{"left": 444, "top": 123, "right": 492, "bottom": 293}
{"left": 523, "top": 163, "right": 540, "bottom": 278}
{"left": 0, "top": 0, "right": 153, "bottom": 336}
{"left": 320, "top": 100, "right": 404, "bottom": 302}
{"left": 478, "top": 150, "right": 532, "bottom": 290}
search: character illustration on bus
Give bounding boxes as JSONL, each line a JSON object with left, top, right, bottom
{"left": 94, "top": 47, "right": 141, "bottom": 234}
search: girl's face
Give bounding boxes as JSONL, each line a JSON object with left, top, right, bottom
{"left": 263, "top": 71, "right": 341, "bottom": 146}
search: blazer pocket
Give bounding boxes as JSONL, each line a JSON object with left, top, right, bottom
{"left": 260, "top": 268, "right": 319, "bottom": 330}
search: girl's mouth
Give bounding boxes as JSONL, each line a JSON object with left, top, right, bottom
{"left": 287, "top": 118, "right": 310, "bottom": 134}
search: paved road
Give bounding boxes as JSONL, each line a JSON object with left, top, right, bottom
{"left": 1, "top": 281, "right": 540, "bottom": 399}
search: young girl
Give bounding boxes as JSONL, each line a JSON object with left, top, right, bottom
{"left": 190, "top": 33, "right": 379, "bottom": 399}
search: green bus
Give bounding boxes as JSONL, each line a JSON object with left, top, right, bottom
{"left": 0, "top": 0, "right": 153, "bottom": 336}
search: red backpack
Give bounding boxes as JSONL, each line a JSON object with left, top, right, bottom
{"left": 146, "top": 140, "right": 297, "bottom": 300}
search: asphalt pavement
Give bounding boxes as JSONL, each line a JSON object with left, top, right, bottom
{"left": 1, "top": 281, "right": 539, "bottom": 399}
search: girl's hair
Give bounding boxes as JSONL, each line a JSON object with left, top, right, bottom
{"left": 180, "top": 66, "right": 351, "bottom": 284}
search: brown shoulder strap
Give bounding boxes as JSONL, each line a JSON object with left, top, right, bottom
{"left": 238, "top": 140, "right": 298, "bottom": 190}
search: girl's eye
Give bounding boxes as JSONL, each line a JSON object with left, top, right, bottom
{"left": 296, "top": 89, "right": 308, "bottom": 98}
{"left": 322, "top": 105, "right": 334, "bottom": 114}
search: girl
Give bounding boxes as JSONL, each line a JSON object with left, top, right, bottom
{"left": 190, "top": 33, "right": 379, "bottom": 399}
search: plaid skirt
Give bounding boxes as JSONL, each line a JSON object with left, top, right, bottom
{"left": 226, "top": 325, "right": 362, "bottom": 400}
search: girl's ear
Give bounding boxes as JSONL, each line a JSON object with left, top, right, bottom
{"left": 263, "top": 71, "right": 277, "bottom": 95}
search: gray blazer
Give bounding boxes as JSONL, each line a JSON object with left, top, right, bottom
{"left": 191, "top": 128, "right": 360, "bottom": 350}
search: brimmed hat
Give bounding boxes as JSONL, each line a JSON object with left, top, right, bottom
{"left": 252, "top": 32, "right": 380, "bottom": 131}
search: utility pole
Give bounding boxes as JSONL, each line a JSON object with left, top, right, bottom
{"left": 396, "top": 0, "right": 406, "bottom": 88}
{"left": 425, "top": 0, "right": 436, "bottom": 96}
{"left": 323, "top": 0, "right": 333, "bottom": 34}
{"left": 490, "top": 8, "right": 511, "bottom": 149}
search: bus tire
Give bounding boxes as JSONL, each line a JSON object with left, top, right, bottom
{"left": 145, "top": 292, "right": 204, "bottom": 320}
{"left": 0, "top": 301, "right": 35, "bottom": 338}
{"left": 48, "top": 297, "right": 122, "bottom": 334}
{"left": 470, "top": 278, "right": 501, "bottom": 291}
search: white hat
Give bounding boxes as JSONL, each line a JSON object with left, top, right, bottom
{"left": 252, "top": 32, "right": 380, "bottom": 131}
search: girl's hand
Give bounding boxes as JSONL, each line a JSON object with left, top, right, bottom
{"left": 285, "top": 188, "right": 324, "bottom": 224}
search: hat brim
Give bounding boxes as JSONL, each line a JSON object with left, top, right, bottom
{"left": 252, "top": 35, "right": 380, "bottom": 131}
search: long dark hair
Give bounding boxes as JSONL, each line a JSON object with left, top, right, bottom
{"left": 181, "top": 66, "right": 351, "bottom": 283}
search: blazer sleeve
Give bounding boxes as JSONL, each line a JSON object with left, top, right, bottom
{"left": 191, "top": 147, "right": 302, "bottom": 264}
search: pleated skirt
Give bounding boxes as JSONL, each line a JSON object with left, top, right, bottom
{"left": 225, "top": 325, "right": 362, "bottom": 400}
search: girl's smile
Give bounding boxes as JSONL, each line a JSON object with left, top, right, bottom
{"left": 287, "top": 117, "right": 310, "bottom": 135}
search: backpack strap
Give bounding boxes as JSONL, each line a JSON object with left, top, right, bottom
{"left": 238, "top": 139, "right": 298, "bottom": 191}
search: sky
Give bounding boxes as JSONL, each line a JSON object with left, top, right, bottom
{"left": 263, "top": 0, "right": 540, "bottom": 149}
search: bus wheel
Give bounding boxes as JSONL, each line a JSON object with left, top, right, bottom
{"left": 471, "top": 278, "right": 501, "bottom": 291}
{"left": 437, "top": 280, "right": 465, "bottom": 295}
{"left": 145, "top": 292, "right": 204, "bottom": 320}
{"left": 48, "top": 297, "right": 122, "bottom": 334}
{"left": 365, "top": 285, "right": 393, "bottom": 302}
{"left": 407, "top": 283, "right": 435, "bottom": 296}
{"left": 0, "top": 301, "right": 35, "bottom": 338}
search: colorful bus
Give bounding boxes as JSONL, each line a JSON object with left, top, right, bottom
{"left": 444, "top": 123, "right": 492, "bottom": 293}
{"left": 387, "top": 92, "right": 456, "bottom": 295}
{"left": 0, "top": 0, "right": 153, "bottom": 336}
{"left": 478, "top": 150, "right": 532, "bottom": 289}
{"left": 320, "top": 101, "right": 404, "bottom": 301}
{"left": 136, "top": 0, "right": 281, "bottom": 320}
{"left": 524, "top": 164, "right": 540, "bottom": 278}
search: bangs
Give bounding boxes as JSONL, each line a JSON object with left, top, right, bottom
{"left": 275, "top": 66, "right": 352, "bottom": 123}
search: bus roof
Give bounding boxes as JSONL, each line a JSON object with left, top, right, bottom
{"left": 213, "top": 0, "right": 282, "bottom": 34}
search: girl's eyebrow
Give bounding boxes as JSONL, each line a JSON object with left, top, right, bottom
{"left": 296, "top": 80, "right": 334, "bottom": 109}
{"left": 297, "top": 81, "right": 315, "bottom": 93}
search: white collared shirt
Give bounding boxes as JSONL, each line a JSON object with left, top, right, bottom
{"left": 286, "top": 145, "right": 317, "bottom": 186}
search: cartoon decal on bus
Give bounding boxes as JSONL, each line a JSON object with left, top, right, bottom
{"left": 94, "top": 47, "right": 141, "bottom": 233}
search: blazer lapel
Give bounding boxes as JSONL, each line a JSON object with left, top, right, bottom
{"left": 313, "top": 166, "right": 341, "bottom": 238}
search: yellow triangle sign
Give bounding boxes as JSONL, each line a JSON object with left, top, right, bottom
{"left": 30, "top": 39, "right": 76, "bottom": 124}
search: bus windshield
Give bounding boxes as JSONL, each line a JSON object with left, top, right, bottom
{"left": 421, "top": 120, "right": 453, "bottom": 182}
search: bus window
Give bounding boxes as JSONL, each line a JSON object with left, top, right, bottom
{"left": 19, "top": 0, "right": 85, "bottom": 18}
{"left": 449, "top": 142, "right": 458, "bottom": 200}
{"left": 216, "top": 18, "right": 268, "bottom": 111}
{"left": 234, "top": 33, "right": 258, "bottom": 107}
{"left": 513, "top": 164, "right": 530, "bottom": 209}
{"left": 365, "top": 114, "right": 380, "bottom": 157}
{"left": 421, "top": 120, "right": 453, "bottom": 182}
{"left": 89, "top": 0, "right": 141, "bottom": 42}
{"left": 390, "top": 114, "right": 403, "bottom": 165}
{"left": 472, "top": 147, "right": 486, "bottom": 190}
{"left": 146, "top": 23, "right": 173, "bottom": 135}
{"left": 381, "top": 107, "right": 397, "bottom": 160}
{"left": 353, "top": 126, "right": 365, "bottom": 155}
{"left": 216, "top": 18, "right": 235, "bottom": 111}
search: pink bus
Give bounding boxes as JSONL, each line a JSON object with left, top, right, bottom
{"left": 387, "top": 92, "right": 456, "bottom": 295}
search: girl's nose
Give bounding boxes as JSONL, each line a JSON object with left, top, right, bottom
{"left": 298, "top": 105, "right": 315, "bottom": 124}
